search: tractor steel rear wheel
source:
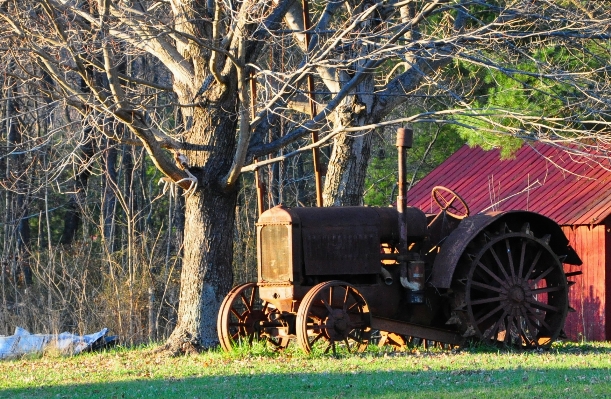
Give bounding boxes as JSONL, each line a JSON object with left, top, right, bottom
{"left": 296, "top": 281, "right": 371, "bottom": 355}
{"left": 217, "top": 282, "right": 290, "bottom": 351}
{"left": 460, "top": 229, "right": 569, "bottom": 348}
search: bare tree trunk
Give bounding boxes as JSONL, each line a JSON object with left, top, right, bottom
{"left": 122, "top": 139, "right": 137, "bottom": 232}
{"left": 0, "top": 0, "right": 8, "bottom": 310}
{"left": 323, "top": 132, "right": 373, "bottom": 206}
{"left": 321, "top": 3, "right": 377, "bottom": 207}
{"left": 166, "top": 186, "right": 236, "bottom": 351}
{"left": 162, "top": 92, "right": 239, "bottom": 352}
{"left": 103, "top": 140, "right": 118, "bottom": 253}
{"left": 322, "top": 78, "right": 375, "bottom": 206}
{"left": 61, "top": 74, "right": 96, "bottom": 245}
{"left": 294, "top": 155, "right": 309, "bottom": 206}
{"left": 269, "top": 162, "right": 281, "bottom": 207}
{"left": 15, "top": 193, "right": 30, "bottom": 285}
{"left": 60, "top": 126, "right": 94, "bottom": 245}
{"left": 6, "top": 71, "right": 32, "bottom": 285}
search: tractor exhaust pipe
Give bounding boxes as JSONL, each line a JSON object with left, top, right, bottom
{"left": 396, "top": 128, "right": 412, "bottom": 218}
{"left": 396, "top": 128, "right": 424, "bottom": 303}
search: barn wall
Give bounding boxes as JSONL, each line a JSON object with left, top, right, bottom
{"left": 606, "top": 218, "right": 611, "bottom": 341}
{"left": 562, "top": 224, "right": 607, "bottom": 341}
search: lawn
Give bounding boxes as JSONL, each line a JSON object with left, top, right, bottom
{"left": 1, "top": 342, "right": 610, "bottom": 398}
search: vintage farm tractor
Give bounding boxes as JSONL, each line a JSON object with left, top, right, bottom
{"left": 217, "top": 128, "right": 582, "bottom": 353}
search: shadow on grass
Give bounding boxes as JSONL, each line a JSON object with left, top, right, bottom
{"left": 3, "top": 365, "right": 611, "bottom": 399}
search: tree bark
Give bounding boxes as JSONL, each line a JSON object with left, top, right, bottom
{"left": 322, "top": 65, "right": 375, "bottom": 207}
{"left": 166, "top": 185, "right": 237, "bottom": 351}
{"left": 323, "top": 132, "right": 373, "bottom": 206}
{"left": 162, "top": 85, "right": 240, "bottom": 352}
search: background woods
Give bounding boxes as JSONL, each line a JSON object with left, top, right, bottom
{"left": 1, "top": 0, "right": 611, "bottom": 351}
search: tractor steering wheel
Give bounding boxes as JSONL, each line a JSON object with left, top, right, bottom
{"left": 431, "top": 186, "right": 470, "bottom": 219}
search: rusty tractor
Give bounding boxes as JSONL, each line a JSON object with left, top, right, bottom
{"left": 217, "top": 128, "right": 582, "bottom": 354}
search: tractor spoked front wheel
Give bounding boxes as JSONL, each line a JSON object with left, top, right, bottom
{"left": 217, "top": 282, "right": 290, "bottom": 351}
{"left": 459, "top": 227, "right": 569, "bottom": 349}
{"left": 296, "top": 281, "right": 371, "bottom": 355}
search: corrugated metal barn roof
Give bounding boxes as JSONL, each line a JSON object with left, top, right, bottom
{"left": 406, "top": 142, "right": 611, "bottom": 225}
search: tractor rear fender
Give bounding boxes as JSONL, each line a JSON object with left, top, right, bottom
{"left": 430, "top": 210, "right": 582, "bottom": 289}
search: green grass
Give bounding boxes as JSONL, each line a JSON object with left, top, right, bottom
{"left": 1, "top": 342, "right": 611, "bottom": 398}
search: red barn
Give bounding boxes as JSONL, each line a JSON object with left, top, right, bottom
{"left": 407, "top": 142, "right": 611, "bottom": 341}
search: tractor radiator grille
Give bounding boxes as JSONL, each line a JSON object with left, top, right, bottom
{"left": 260, "top": 225, "right": 291, "bottom": 282}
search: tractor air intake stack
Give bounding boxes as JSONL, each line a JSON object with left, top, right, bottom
{"left": 396, "top": 128, "right": 424, "bottom": 303}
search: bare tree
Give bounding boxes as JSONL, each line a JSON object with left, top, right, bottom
{"left": 2, "top": 0, "right": 611, "bottom": 352}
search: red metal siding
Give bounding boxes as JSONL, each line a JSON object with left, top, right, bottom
{"left": 562, "top": 225, "right": 607, "bottom": 341}
{"left": 407, "top": 143, "right": 611, "bottom": 226}
{"left": 606, "top": 218, "right": 611, "bottom": 340}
